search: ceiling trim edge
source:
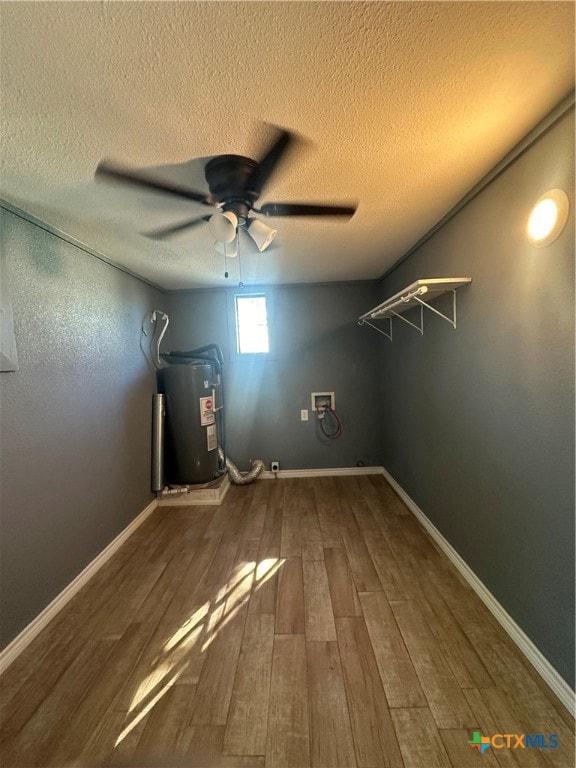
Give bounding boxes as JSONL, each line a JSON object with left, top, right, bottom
{"left": 378, "top": 89, "right": 576, "bottom": 283}
{"left": 0, "top": 199, "right": 166, "bottom": 293}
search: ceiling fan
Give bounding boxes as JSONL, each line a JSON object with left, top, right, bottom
{"left": 95, "top": 124, "right": 357, "bottom": 255}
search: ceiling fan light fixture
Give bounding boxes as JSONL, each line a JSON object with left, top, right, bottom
{"left": 209, "top": 210, "right": 238, "bottom": 243}
{"left": 248, "top": 218, "right": 277, "bottom": 252}
{"left": 214, "top": 239, "right": 238, "bottom": 258}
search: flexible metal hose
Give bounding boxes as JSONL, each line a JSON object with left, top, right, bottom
{"left": 219, "top": 449, "right": 264, "bottom": 485}
{"left": 150, "top": 310, "right": 170, "bottom": 369}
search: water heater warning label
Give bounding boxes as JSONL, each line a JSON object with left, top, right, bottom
{"left": 200, "top": 397, "right": 215, "bottom": 426}
{"left": 206, "top": 424, "right": 217, "bottom": 452}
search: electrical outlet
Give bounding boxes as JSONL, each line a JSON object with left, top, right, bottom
{"left": 270, "top": 461, "right": 280, "bottom": 472}
{"left": 301, "top": 409, "right": 309, "bottom": 421}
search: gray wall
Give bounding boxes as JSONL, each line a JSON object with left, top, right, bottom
{"left": 167, "top": 282, "right": 382, "bottom": 470}
{"left": 0, "top": 208, "right": 167, "bottom": 648}
{"left": 377, "top": 110, "right": 575, "bottom": 687}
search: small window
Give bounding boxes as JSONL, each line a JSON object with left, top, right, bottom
{"left": 235, "top": 294, "right": 270, "bottom": 354}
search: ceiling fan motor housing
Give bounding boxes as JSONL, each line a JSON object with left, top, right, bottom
{"left": 205, "top": 155, "right": 258, "bottom": 225}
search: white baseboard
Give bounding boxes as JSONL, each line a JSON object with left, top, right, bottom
{"left": 381, "top": 467, "right": 575, "bottom": 716}
{"left": 260, "top": 466, "right": 384, "bottom": 479}
{"left": 0, "top": 498, "right": 158, "bottom": 676}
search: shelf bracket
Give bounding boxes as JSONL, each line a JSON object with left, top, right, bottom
{"left": 391, "top": 304, "right": 424, "bottom": 335}
{"left": 358, "top": 318, "right": 392, "bottom": 340}
{"left": 414, "top": 290, "right": 457, "bottom": 329}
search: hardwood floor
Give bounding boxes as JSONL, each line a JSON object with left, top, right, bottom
{"left": 0, "top": 476, "right": 573, "bottom": 767}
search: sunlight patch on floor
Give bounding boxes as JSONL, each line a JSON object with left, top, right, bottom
{"left": 163, "top": 601, "right": 210, "bottom": 653}
{"left": 128, "top": 662, "right": 174, "bottom": 712}
{"left": 121, "top": 557, "right": 289, "bottom": 741}
{"left": 116, "top": 669, "right": 180, "bottom": 747}
{"left": 255, "top": 557, "right": 285, "bottom": 586}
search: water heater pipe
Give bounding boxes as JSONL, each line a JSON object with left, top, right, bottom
{"left": 161, "top": 485, "right": 192, "bottom": 495}
{"left": 151, "top": 394, "right": 165, "bottom": 492}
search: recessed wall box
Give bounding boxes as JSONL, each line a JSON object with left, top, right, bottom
{"left": 311, "top": 392, "right": 335, "bottom": 412}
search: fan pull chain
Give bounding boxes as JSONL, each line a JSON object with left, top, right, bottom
{"left": 223, "top": 242, "right": 229, "bottom": 278}
{"left": 237, "top": 232, "right": 244, "bottom": 287}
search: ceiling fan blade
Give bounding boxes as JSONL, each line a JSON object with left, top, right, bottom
{"left": 245, "top": 126, "right": 293, "bottom": 197}
{"left": 95, "top": 160, "right": 215, "bottom": 206}
{"left": 142, "top": 216, "right": 211, "bottom": 240}
{"left": 257, "top": 202, "right": 357, "bottom": 219}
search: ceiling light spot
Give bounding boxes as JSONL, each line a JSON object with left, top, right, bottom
{"left": 527, "top": 188, "right": 569, "bottom": 247}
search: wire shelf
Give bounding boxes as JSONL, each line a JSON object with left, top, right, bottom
{"left": 358, "top": 278, "right": 472, "bottom": 340}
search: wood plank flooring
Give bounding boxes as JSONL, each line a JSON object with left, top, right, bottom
{"left": 0, "top": 476, "right": 573, "bottom": 767}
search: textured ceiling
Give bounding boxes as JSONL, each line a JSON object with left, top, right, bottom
{"left": 1, "top": 1, "right": 574, "bottom": 289}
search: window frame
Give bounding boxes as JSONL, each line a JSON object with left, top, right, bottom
{"left": 227, "top": 287, "right": 275, "bottom": 362}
